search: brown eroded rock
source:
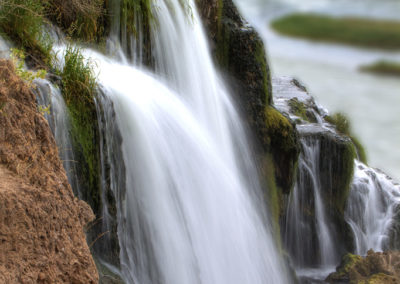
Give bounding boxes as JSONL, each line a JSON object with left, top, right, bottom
{"left": 0, "top": 59, "right": 98, "bottom": 283}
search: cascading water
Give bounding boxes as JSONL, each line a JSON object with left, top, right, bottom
{"left": 284, "top": 137, "right": 338, "bottom": 272}
{"left": 84, "top": 0, "right": 290, "bottom": 283}
{"left": 346, "top": 161, "right": 400, "bottom": 255}
{"left": 34, "top": 79, "right": 82, "bottom": 199}
{"left": 274, "top": 77, "right": 400, "bottom": 282}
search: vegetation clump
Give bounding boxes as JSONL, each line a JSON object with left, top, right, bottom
{"left": 271, "top": 13, "right": 400, "bottom": 50}
{"left": 61, "top": 46, "right": 97, "bottom": 104}
{"left": 0, "top": 0, "right": 53, "bottom": 66}
{"left": 60, "top": 46, "right": 101, "bottom": 209}
{"left": 360, "top": 60, "right": 400, "bottom": 77}
{"left": 10, "top": 48, "right": 47, "bottom": 86}
{"left": 47, "top": 0, "right": 105, "bottom": 42}
{"left": 325, "top": 112, "right": 367, "bottom": 164}
{"left": 327, "top": 251, "right": 400, "bottom": 283}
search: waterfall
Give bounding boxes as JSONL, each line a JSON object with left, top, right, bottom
{"left": 34, "top": 79, "right": 82, "bottom": 199}
{"left": 284, "top": 137, "right": 338, "bottom": 270}
{"left": 86, "top": 0, "right": 289, "bottom": 283}
{"left": 346, "top": 161, "right": 400, "bottom": 255}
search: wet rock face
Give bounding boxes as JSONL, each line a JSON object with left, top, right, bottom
{"left": 275, "top": 77, "right": 356, "bottom": 260}
{"left": 0, "top": 59, "right": 98, "bottom": 282}
{"left": 274, "top": 77, "right": 356, "bottom": 215}
{"left": 327, "top": 250, "right": 400, "bottom": 283}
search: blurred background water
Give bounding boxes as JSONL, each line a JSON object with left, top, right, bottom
{"left": 234, "top": 0, "right": 400, "bottom": 180}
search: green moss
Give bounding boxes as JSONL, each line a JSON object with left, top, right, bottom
{"left": 364, "top": 273, "right": 397, "bottom": 284}
{"left": 360, "top": 60, "right": 400, "bottom": 77}
{"left": 271, "top": 13, "right": 400, "bottom": 50}
{"left": 0, "top": 0, "right": 53, "bottom": 66}
{"left": 338, "top": 253, "right": 364, "bottom": 279}
{"left": 325, "top": 112, "right": 367, "bottom": 164}
{"left": 254, "top": 39, "right": 272, "bottom": 104}
{"left": 265, "top": 106, "right": 299, "bottom": 194}
{"left": 287, "top": 98, "right": 318, "bottom": 122}
{"left": 263, "top": 155, "right": 281, "bottom": 230}
{"left": 337, "top": 141, "right": 356, "bottom": 213}
{"left": 265, "top": 106, "right": 295, "bottom": 150}
{"left": 351, "top": 136, "right": 367, "bottom": 164}
{"left": 327, "top": 253, "right": 365, "bottom": 283}
{"left": 260, "top": 153, "right": 283, "bottom": 250}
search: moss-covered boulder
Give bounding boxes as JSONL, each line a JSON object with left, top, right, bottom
{"left": 327, "top": 250, "right": 400, "bottom": 283}
{"left": 265, "top": 106, "right": 299, "bottom": 195}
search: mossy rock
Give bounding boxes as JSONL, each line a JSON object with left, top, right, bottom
{"left": 288, "top": 97, "right": 317, "bottom": 123}
{"left": 265, "top": 106, "right": 299, "bottom": 194}
{"left": 325, "top": 113, "right": 367, "bottom": 164}
{"left": 326, "top": 253, "right": 365, "bottom": 282}
{"left": 327, "top": 251, "right": 400, "bottom": 283}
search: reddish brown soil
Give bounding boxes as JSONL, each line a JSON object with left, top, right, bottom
{"left": 0, "top": 59, "right": 98, "bottom": 283}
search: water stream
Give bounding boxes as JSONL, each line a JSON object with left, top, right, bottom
{"left": 346, "top": 161, "right": 400, "bottom": 256}
{"left": 89, "top": 0, "right": 289, "bottom": 282}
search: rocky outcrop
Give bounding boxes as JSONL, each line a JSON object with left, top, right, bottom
{"left": 327, "top": 251, "right": 400, "bottom": 283}
{"left": 274, "top": 77, "right": 356, "bottom": 262}
{"left": 0, "top": 59, "right": 98, "bottom": 282}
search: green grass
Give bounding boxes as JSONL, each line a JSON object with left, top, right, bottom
{"left": 0, "top": 0, "right": 53, "bottom": 65}
{"left": 360, "top": 60, "right": 400, "bottom": 77}
{"left": 60, "top": 46, "right": 100, "bottom": 209}
{"left": 61, "top": 46, "right": 97, "bottom": 104}
{"left": 271, "top": 13, "right": 400, "bottom": 50}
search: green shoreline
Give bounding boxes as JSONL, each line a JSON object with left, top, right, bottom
{"left": 271, "top": 13, "right": 400, "bottom": 50}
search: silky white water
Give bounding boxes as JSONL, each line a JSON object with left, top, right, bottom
{"left": 76, "top": 0, "right": 289, "bottom": 283}
{"left": 34, "top": 79, "right": 83, "bottom": 199}
{"left": 346, "top": 161, "right": 400, "bottom": 255}
{"left": 285, "top": 138, "right": 337, "bottom": 271}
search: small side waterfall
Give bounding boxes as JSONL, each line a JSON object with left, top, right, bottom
{"left": 346, "top": 161, "right": 400, "bottom": 255}
{"left": 285, "top": 137, "right": 338, "bottom": 269}
{"left": 274, "top": 77, "right": 400, "bottom": 281}
{"left": 34, "top": 79, "right": 82, "bottom": 198}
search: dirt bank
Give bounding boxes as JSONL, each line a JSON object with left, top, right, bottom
{"left": 0, "top": 59, "right": 98, "bottom": 283}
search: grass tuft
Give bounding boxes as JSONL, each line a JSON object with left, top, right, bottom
{"left": 61, "top": 45, "right": 97, "bottom": 104}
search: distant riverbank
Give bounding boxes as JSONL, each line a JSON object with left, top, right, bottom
{"left": 271, "top": 13, "right": 400, "bottom": 50}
